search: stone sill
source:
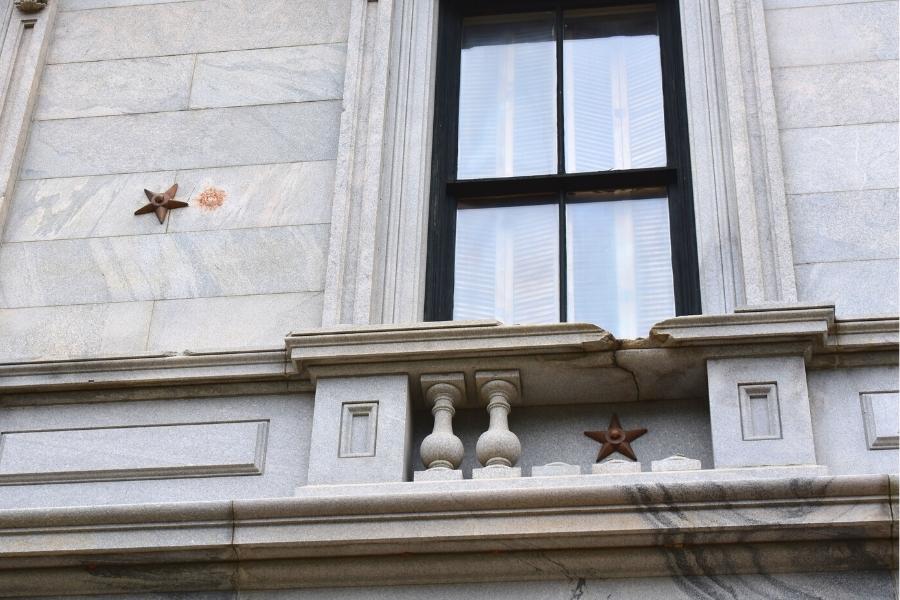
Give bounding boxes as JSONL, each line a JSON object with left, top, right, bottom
{"left": 0, "top": 473, "right": 894, "bottom": 596}
{"left": 0, "top": 305, "right": 895, "bottom": 406}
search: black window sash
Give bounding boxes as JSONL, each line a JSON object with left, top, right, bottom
{"left": 425, "top": 0, "right": 700, "bottom": 323}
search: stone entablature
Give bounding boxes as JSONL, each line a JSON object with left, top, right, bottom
{"left": 0, "top": 305, "right": 895, "bottom": 595}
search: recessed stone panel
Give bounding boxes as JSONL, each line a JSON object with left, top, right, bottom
{"left": 860, "top": 392, "right": 899, "bottom": 450}
{"left": 0, "top": 420, "right": 268, "bottom": 484}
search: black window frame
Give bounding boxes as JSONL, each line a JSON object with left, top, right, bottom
{"left": 424, "top": 0, "right": 701, "bottom": 325}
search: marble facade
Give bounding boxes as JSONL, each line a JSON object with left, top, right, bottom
{"left": 0, "top": 0, "right": 896, "bottom": 598}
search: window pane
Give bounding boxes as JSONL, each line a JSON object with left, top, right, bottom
{"left": 458, "top": 14, "right": 557, "bottom": 180}
{"left": 454, "top": 202, "right": 559, "bottom": 324}
{"left": 563, "top": 7, "right": 666, "bottom": 173}
{"left": 566, "top": 193, "right": 674, "bottom": 338}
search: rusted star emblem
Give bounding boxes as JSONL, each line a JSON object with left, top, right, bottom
{"left": 584, "top": 414, "right": 647, "bottom": 462}
{"left": 134, "top": 184, "right": 187, "bottom": 224}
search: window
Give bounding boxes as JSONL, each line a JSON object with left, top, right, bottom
{"left": 425, "top": 0, "right": 700, "bottom": 338}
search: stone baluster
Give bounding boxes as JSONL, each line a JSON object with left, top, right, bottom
{"left": 414, "top": 374, "right": 465, "bottom": 481}
{"left": 474, "top": 371, "right": 522, "bottom": 479}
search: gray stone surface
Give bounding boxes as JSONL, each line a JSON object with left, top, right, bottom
{"left": 788, "top": 189, "right": 899, "bottom": 264}
{"left": 652, "top": 455, "right": 702, "bottom": 472}
{"left": 59, "top": 0, "right": 187, "bottom": 9}
{"left": 412, "top": 400, "right": 713, "bottom": 479}
{"left": 773, "top": 61, "right": 898, "bottom": 129}
{"left": 147, "top": 292, "right": 323, "bottom": 353}
{"left": 168, "top": 161, "right": 334, "bottom": 233}
{"left": 472, "top": 465, "right": 521, "bottom": 479}
{"left": 796, "top": 259, "right": 899, "bottom": 318}
{"left": 532, "top": 462, "right": 582, "bottom": 477}
{"left": 780, "top": 123, "right": 898, "bottom": 195}
{"left": 0, "top": 301, "right": 151, "bottom": 361}
{"left": 4, "top": 171, "right": 178, "bottom": 242}
{"left": 0, "top": 393, "right": 313, "bottom": 509}
{"left": 20, "top": 101, "right": 341, "bottom": 180}
{"left": 306, "top": 375, "right": 410, "bottom": 485}
{"left": 34, "top": 55, "right": 193, "bottom": 120}
{"left": 808, "top": 366, "right": 899, "bottom": 475}
{"left": 707, "top": 356, "right": 817, "bottom": 468}
{"left": 49, "top": 0, "right": 351, "bottom": 63}
{"left": 413, "top": 468, "right": 462, "bottom": 482}
{"left": 190, "top": 44, "right": 346, "bottom": 109}
{"left": 0, "top": 224, "right": 328, "bottom": 308}
{"left": 766, "top": 2, "right": 899, "bottom": 68}
{"left": 237, "top": 571, "right": 897, "bottom": 600}
{"left": 592, "top": 459, "right": 641, "bottom": 474}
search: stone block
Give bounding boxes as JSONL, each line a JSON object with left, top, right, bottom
{"left": 787, "top": 189, "right": 899, "bottom": 264}
{"left": 147, "top": 292, "right": 323, "bottom": 353}
{"left": 773, "top": 61, "right": 898, "bottom": 129}
{"left": 0, "top": 393, "right": 314, "bottom": 509}
{"left": 707, "top": 356, "right": 817, "bottom": 468}
{"left": 20, "top": 101, "right": 341, "bottom": 180}
{"left": 808, "top": 367, "right": 899, "bottom": 475}
{"left": 60, "top": 0, "right": 185, "bottom": 9}
{"left": 651, "top": 455, "right": 702, "bottom": 472}
{"left": 168, "top": 161, "right": 335, "bottom": 233}
{"left": 795, "top": 259, "right": 898, "bottom": 319}
{"left": 4, "top": 172, "right": 177, "bottom": 242}
{"left": 531, "top": 462, "right": 582, "bottom": 477}
{"left": 766, "top": 2, "right": 898, "bottom": 68}
{"left": 591, "top": 459, "right": 641, "bottom": 474}
{"left": 413, "top": 469, "right": 463, "bottom": 482}
{"left": 190, "top": 44, "right": 346, "bottom": 109}
{"left": 781, "top": 123, "right": 898, "bottom": 195}
{"left": 0, "top": 302, "right": 151, "bottom": 362}
{"left": 50, "top": 0, "right": 352, "bottom": 63}
{"left": 0, "top": 224, "right": 328, "bottom": 308}
{"left": 34, "top": 55, "right": 193, "bottom": 120}
{"left": 306, "top": 375, "right": 411, "bottom": 485}
{"left": 472, "top": 465, "right": 521, "bottom": 479}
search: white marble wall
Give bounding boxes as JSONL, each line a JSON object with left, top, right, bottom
{"left": 0, "top": 0, "right": 351, "bottom": 361}
{"left": 766, "top": 0, "right": 899, "bottom": 318}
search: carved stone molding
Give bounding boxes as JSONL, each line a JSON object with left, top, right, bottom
{"left": 0, "top": 0, "right": 57, "bottom": 233}
{"left": 322, "top": 0, "right": 437, "bottom": 325}
{"left": 14, "top": 0, "right": 47, "bottom": 13}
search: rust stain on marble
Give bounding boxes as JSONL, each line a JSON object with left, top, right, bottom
{"left": 197, "top": 187, "right": 226, "bottom": 211}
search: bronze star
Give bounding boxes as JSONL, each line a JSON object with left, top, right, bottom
{"left": 584, "top": 414, "right": 647, "bottom": 462}
{"left": 134, "top": 184, "right": 187, "bottom": 224}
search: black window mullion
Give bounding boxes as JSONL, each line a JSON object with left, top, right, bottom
{"left": 555, "top": 4, "right": 568, "bottom": 322}
{"left": 558, "top": 190, "right": 568, "bottom": 322}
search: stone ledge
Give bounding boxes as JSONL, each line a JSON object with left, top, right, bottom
{"left": 0, "top": 307, "right": 895, "bottom": 405}
{"left": 0, "top": 473, "right": 892, "bottom": 596}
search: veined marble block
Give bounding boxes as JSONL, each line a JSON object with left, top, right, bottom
{"left": 306, "top": 375, "right": 411, "bottom": 485}
{"left": 707, "top": 356, "right": 817, "bottom": 468}
{"left": 49, "top": 0, "right": 352, "bottom": 63}
{"left": 191, "top": 44, "right": 347, "bottom": 109}
{"left": 20, "top": 101, "right": 341, "bottom": 180}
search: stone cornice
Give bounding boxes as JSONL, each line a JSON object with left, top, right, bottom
{"left": 0, "top": 473, "right": 894, "bottom": 596}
